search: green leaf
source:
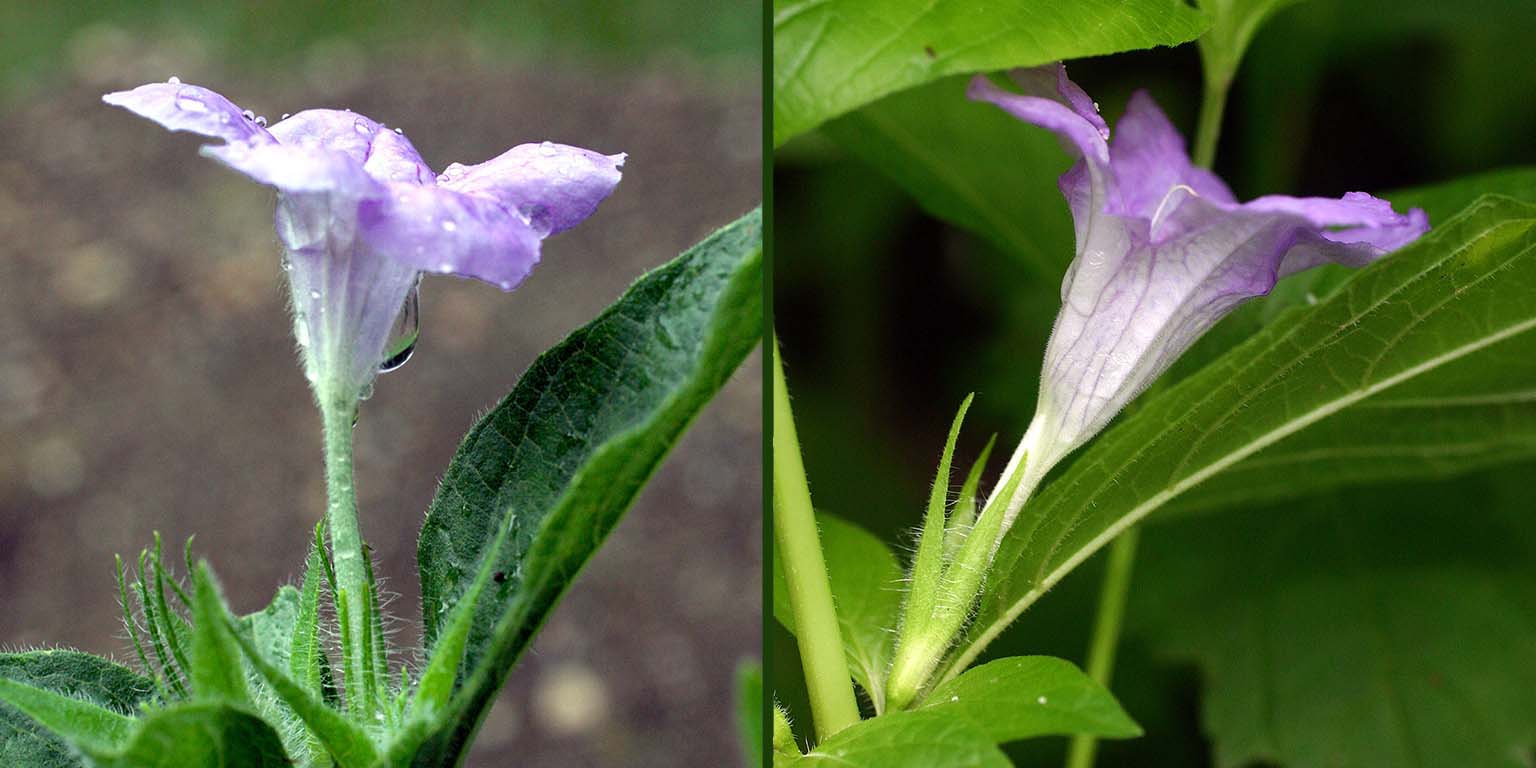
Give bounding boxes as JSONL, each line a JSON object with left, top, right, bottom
{"left": 738, "top": 662, "right": 764, "bottom": 768}
{"left": 409, "top": 209, "right": 762, "bottom": 761}
{"left": 792, "top": 709, "right": 1010, "bottom": 767}
{"left": 943, "top": 195, "right": 1536, "bottom": 679}
{"left": 1132, "top": 471, "right": 1536, "bottom": 767}
{"left": 289, "top": 526, "right": 329, "bottom": 701}
{"left": 823, "top": 77, "right": 1075, "bottom": 278}
{"left": 92, "top": 702, "right": 292, "bottom": 768}
{"left": 917, "top": 656, "right": 1140, "bottom": 744}
{"left": 772, "top": 513, "right": 903, "bottom": 706}
{"left": 189, "top": 564, "right": 250, "bottom": 705}
{"left": 772, "top": 0, "right": 1209, "bottom": 146}
{"left": 0, "top": 651, "right": 155, "bottom": 767}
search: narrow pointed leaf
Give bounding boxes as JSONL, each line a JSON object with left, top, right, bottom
{"left": 945, "top": 434, "right": 996, "bottom": 558}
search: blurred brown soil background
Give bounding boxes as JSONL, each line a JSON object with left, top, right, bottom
{"left": 0, "top": 20, "right": 761, "bottom": 768}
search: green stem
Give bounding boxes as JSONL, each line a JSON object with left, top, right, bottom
{"left": 1065, "top": 527, "right": 1139, "bottom": 768}
{"left": 320, "top": 393, "right": 373, "bottom": 719}
{"left": 1192, "top": 73, "right": 1230, "bottom": 171}
{"left": 771, "top": 339, "right": 860, "bottom": 740}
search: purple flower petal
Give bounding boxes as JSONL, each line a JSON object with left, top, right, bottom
{"left": 437, "top": 142, "right": 624, "bottom": 236}
{"left": 105, "top": 80, "right": 624, "bottom": 399}
{"left": 363, "top": 128, "right": 435, "bottom": 186}
{"left": 1110, "top": 91, "right": 1236, "bottom": 218}
{"left": 973, "top": 63, "right": 1430, "bottom": 529}
{"left": 202, "top": 143, "right": 382, "bottom": 197}
{"left": 359, "top": 184, "right": 544, "bottom": 290}
{"left": 102, "top": 82, "right": 273, "bottom": 145}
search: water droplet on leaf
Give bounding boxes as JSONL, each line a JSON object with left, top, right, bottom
{"left": 378, "top": 281, "right": 420, "bottom": 373}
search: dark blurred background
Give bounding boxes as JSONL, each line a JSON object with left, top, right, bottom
{"left": 0, "top": 2, "right": 760, "bottom": 766}
{"left": 773, "top": 0, "right": 1536, "bottom": 764}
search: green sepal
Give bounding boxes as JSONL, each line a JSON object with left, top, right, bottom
{"left": 945, "top": 433, "right": 997, "bottom": 560}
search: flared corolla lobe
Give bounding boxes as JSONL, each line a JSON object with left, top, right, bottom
{"left": 968, "top": 65, "right": 1428, "bottom": 526}
{"left": 104, "top": 80, "right": 623, "bottom": 400}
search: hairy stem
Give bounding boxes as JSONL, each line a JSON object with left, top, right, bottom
{"left": 1065, "top": 527, "right": 1139, "bottom": 768}
{"left": 320, "top": 392, "right": 373, "bottom": 719}
{"left": 772, "top": 340, "right": 860, "bottom": 740}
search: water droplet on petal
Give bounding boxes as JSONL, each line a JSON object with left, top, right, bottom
{"left": 254, "top": 115, "right": 268, "bottom": 127}
{"left": 309, "top": 289, "right": 321, "bottom": 300}
{"left": 499, "top": 281, "right": 513, "bottom": 290}
{"left": 353, "top": 118, "right": 372, "bottom": 135}
{"left": 538, "top": 141, "right": 558, "bottom": 157}
{"left": 242, "top": 109, "right": 256, "bottom": 121}
{"left": 281, "top": 112, "right": 291, "bottom": 120}
{"left": 378, "top": 281, "right": 420, "bottom": 373}
{"left": 1093, "top": 100, "right": 1100, "bottom": 112}
{"left": 440, "top": 219, "right": 457, "bottom": 232}
{"left": 438, "top": 262, "right": 453, "bottom": 273}
{"left": 167, "top": 75, "right": 181, "bottom": 84}
{"left": 393, "top": 127, "right": 404, "bottom": 135}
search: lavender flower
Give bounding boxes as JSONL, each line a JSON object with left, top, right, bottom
{"left": 104, "top": 79, "right": 623, "bottom": 402}
{"left": 969, "top": 64, "right": 1428, "bottom": 527}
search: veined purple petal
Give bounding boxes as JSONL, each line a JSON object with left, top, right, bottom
{"left": 359, "top": 184, "right": 544, "bottom": 290}
{"left": 102, "top": 82, "right": 273, "bottom": 145}
{"left": 437, "top": 142, "right": 624, "bottom": 237}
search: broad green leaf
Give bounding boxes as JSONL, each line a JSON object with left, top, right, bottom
{"left": 1132, "top": 472, "right": 1536, "bottom": 767}
{"left": 92, "top": 702, "right": 291, "bottom": 768}
{"left": 940, "top": 195, "right": 1536, "bottom": 679}
{"left": 409, "top": 210, "right": 762, "bottom": 762}
{"left": 0, "top": 651, "right": 154, "bottom": 767}
{"left": 792, "top": 709, "right": 1010, "bottom": 767}
{"left": 772, "top": 513, "right": 903, "bottom": 706}
{"left": 773, "top": 0, "right": 1209, "bottom": 146}
{"left": 738, "top": 662, "right": 765, "bottom": 768}
{"left": 917, "top": 656, "right": 1140, "bottom": 744}
{"left": 823, "top": 78, "right": 1075, "bottom": 278}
